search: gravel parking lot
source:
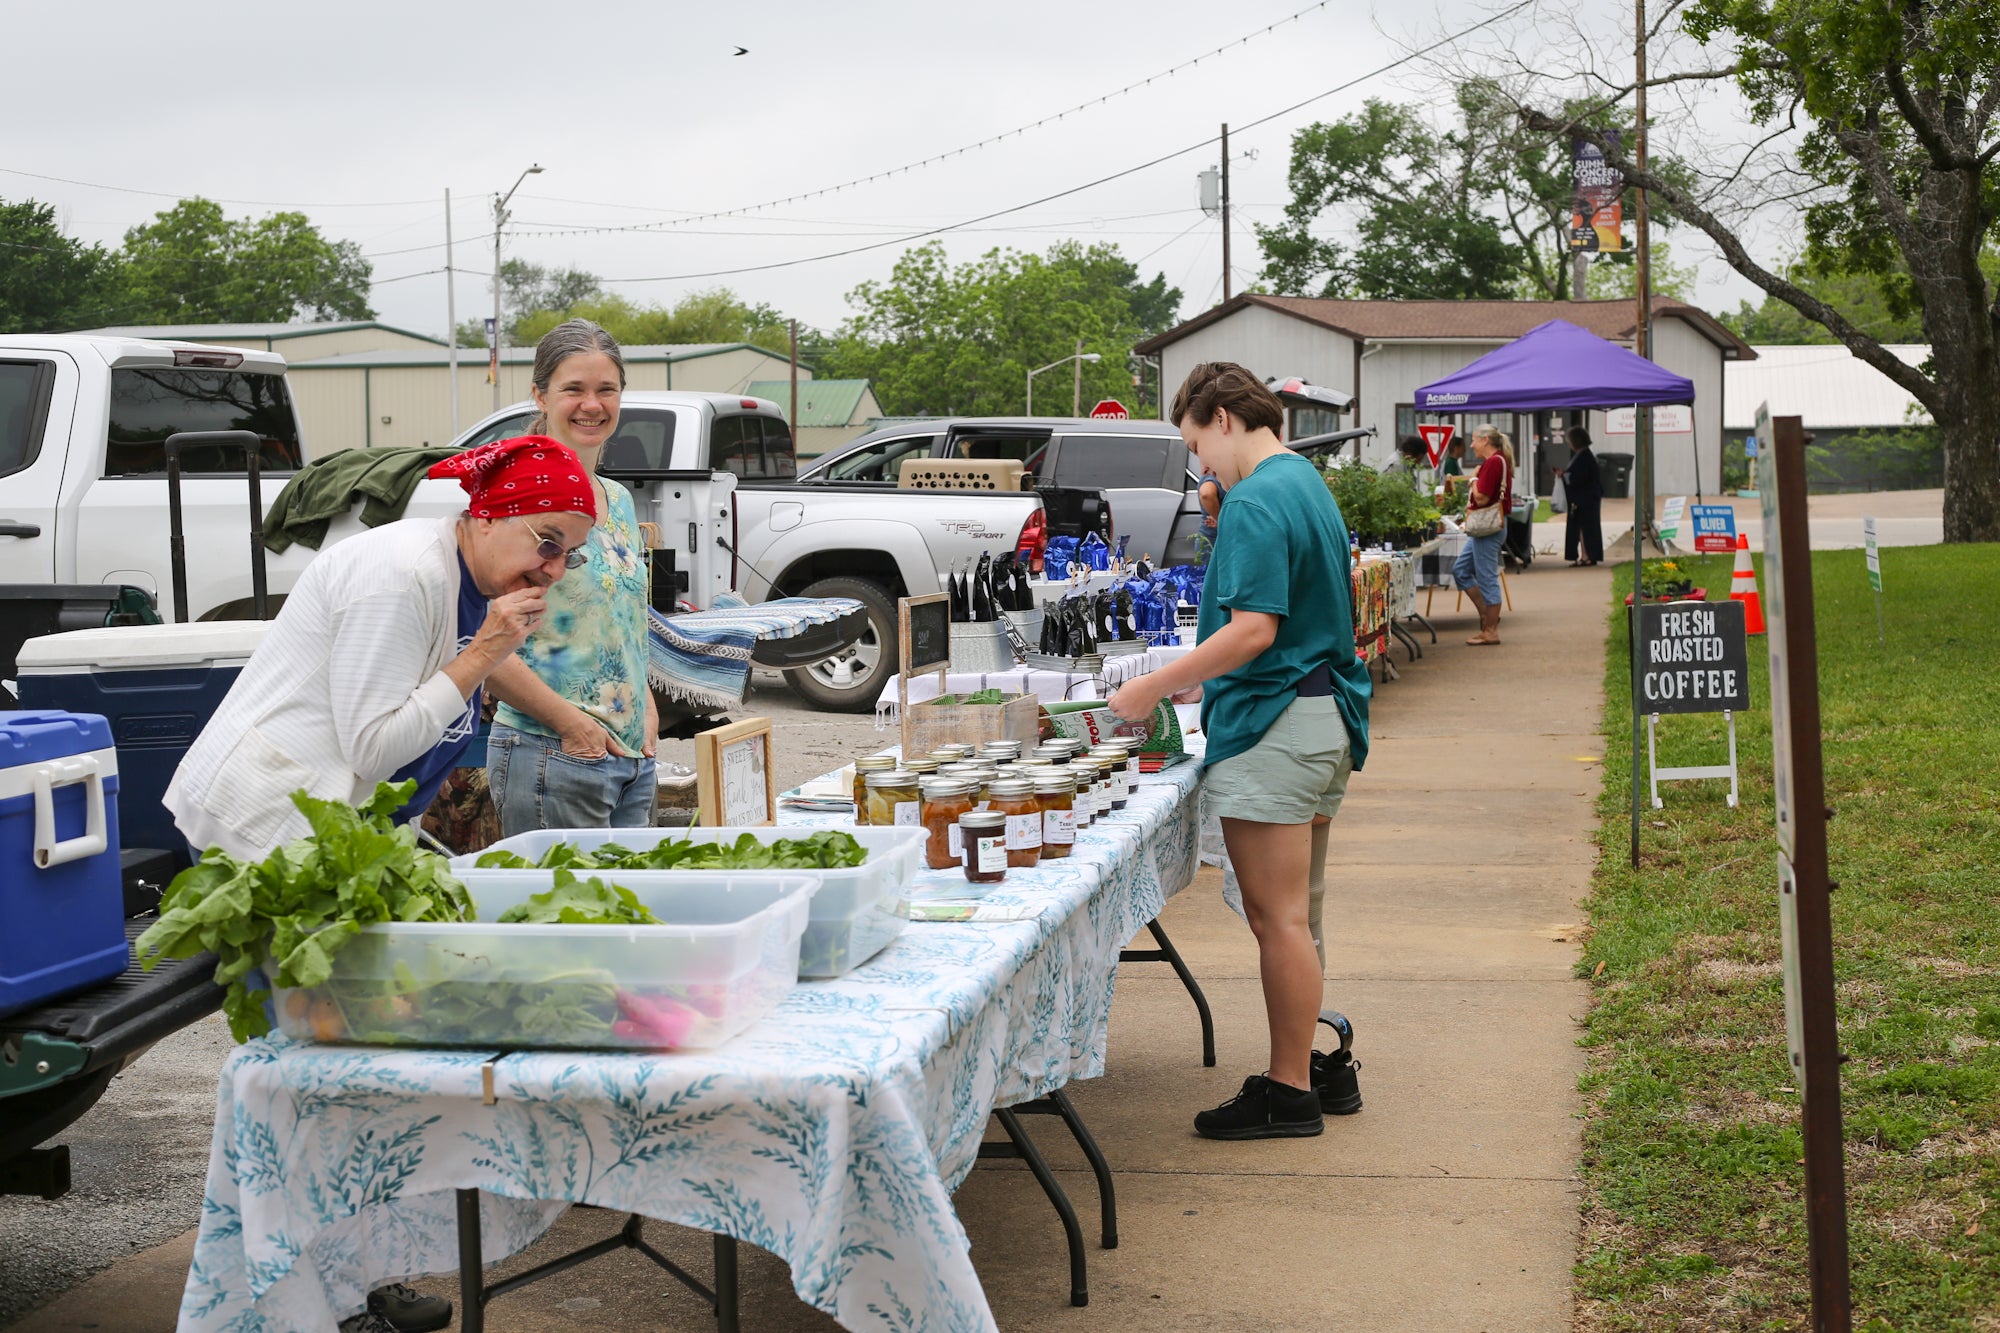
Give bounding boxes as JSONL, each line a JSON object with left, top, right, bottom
{"left": 0, "top": 673, "right": 884, "bottom": 1323}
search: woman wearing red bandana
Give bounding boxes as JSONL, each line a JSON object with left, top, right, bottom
{"left": 166, "top": 437, "right": 596, "bottom": 860}
{"left": 482, "top": 320, "right": 663, "bottom": 835}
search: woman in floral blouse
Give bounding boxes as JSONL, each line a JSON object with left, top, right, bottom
{"left": 485, "top": 319, "right": 659, "bottom": 834}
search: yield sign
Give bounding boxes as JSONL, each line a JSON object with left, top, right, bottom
{"left": 1417, "top": 423, "right": 1455, "bottom": 466}
{"left": 1089, "top": 399, "right": 1129, "bottom": 420}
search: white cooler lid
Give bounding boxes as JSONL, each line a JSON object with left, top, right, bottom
{"left": 16, "top": 621, "right": 275, "bottom": 672}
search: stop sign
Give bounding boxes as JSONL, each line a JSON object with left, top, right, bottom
{"left": 1089, "top": 399, "right": 1129, "bottom": 420}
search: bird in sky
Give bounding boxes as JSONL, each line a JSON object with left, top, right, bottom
{"left": 732, "top": 46, "right": 748, "bottom": 55}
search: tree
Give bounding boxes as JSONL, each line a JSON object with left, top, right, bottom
{"left": 1520, "top": 0, "right": 2000, "bottom": 542}
{"left": 498, "top": 287, "right": 795, "bottom": 354}
{"left": 0, "top": 198, "right": 118, "bottom": 333}
{"left": 1584, "top": 239, "right": 1700, "bottom": 301}
{"left": 1720, "top": 263, "right": 1928, "bottom": 344}
{"left": 115, "top": 198, "right": 373, "bottom": 323}
{"left": 818, "top": 239, "right": 1183, "bottom": 418}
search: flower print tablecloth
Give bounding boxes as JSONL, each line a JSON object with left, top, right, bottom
{"left": 181, "top": 752, "right": 1204, "bottom": 1332}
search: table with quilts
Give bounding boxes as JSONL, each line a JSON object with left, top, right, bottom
{"left": 179, "top": 751, "right": 1206, "bottom": 1332}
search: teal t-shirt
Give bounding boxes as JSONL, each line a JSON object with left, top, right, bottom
{"left": 1195, "top": 451, "right": 1372, "bottom": 771}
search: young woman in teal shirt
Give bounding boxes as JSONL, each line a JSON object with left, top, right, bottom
{"left": 1110, "top": 362, "right": 1371, "bottom": 1140}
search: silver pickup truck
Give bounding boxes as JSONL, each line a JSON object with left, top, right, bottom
{"left": 452, "top": 393, "right": 1108, "bottom": 711}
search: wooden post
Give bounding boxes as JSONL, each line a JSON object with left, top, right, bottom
{"left": 1220, "top": 122, "right": 1233, "bottom": 302}
{"left": 789, "top": 319, "right": 800, "bottom": 455}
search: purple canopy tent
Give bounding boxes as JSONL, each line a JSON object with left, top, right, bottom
{"left": 1413, "top": 318, "right": 1693, "bottom": 413}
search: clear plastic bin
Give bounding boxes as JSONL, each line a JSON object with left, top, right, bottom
{"left": 451, "top": 826, "right": 925, "bottom": 979}
{"left": 272, "top": 872, "right": 813, "bottom": 1051}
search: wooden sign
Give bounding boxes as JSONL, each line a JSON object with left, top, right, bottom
{"left": 1636, "top": 600, "right": 1750, "bottom": 716}
{"left": 695, "top": 716, "right": 775, "bottom": 827}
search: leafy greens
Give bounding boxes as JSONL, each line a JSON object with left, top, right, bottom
{"left": 475, "top": 830, "right": 866, "bottom": 873}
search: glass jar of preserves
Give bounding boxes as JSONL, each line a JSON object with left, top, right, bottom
{"left": 853, "top": 755, "right": 896, "bottom": 823}
{"left": 1035, "top": 772, "right": 1078, "bottom": 858}
{"left": 904, "top": 757, "right": 943, "bottom": 778}
{"left": 919, "top": 778, "right": 977, "bottom": 869}
{"left": 986, "top": 776, "right": 1042, "bottom": 868}
{"left": 865, "top": 769, "right": 921, "bottom": 831}
{"left": 1076, "top": 756, "right": 1107, "bottom": 826}
{"left": 1030, "top": 744, "right": 1072, "bottom": 766}
{"left": 978, "top": 741, "right": 1023, "bottom": 765}
{"left": 960, "top": 810, "right": 1009, "bottom": 884}
{"left": 1089, "top": 746, "right": 1132, "bottom": 811}
{"left": 927, "top": 746, "right": 973, "bottom": 765}
{"left": 939, "top": 762, "right": 998, "bottom": 806}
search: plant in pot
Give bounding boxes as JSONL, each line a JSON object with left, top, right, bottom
{"left": 1638, "top": 559, "right": 1698, "bottom": 600}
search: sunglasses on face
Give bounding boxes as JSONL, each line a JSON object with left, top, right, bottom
{"left": 516, "top": 519, "right": 590, "bottom": 569}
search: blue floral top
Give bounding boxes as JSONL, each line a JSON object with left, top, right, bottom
{"left": 496, "top": 476, "right": 651, "bottom": 754}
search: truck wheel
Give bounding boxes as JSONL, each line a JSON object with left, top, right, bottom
{"left": 783, "top": 577, "right": 898, "bottom": 713}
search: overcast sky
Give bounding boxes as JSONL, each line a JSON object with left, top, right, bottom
{"left": 13, "top": 0, "right": 1767, "bottom": 340}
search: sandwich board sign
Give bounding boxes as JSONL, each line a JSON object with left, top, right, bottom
{"left": 1691, "top": 504, "right": 1737, "bottom": 553}
{"left": 1659, "top": 495, "right": 1687, "bottom": 545}
{"left": 1635, "top": 598, "right": 1751, "bottom": 809}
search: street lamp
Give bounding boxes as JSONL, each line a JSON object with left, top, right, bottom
{"left": 1026, "top": 341, "right": 1101, "bottom": 417}
{"left": 492, "top": 163, "right": 544, "bottom": 410}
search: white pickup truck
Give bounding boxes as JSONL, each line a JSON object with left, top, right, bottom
{"left": 0, "top": 338, "right": 1087, "bottom": 713}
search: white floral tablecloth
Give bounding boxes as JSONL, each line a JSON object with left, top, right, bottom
{"left": 181, "top": 754, "right": 1204, "bottom": 1332}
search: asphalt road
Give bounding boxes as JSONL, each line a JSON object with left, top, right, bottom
{"left": 0, "top": 673, "right": 884, "bottom": 1326}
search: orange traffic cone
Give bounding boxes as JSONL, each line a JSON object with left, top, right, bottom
{"left": 1729, "top": 532, "right": 1766, "bottom": 634}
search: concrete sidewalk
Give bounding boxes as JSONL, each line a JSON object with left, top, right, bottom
{"left": 16, "top": 566, "right": 1609, "bottom": 1332}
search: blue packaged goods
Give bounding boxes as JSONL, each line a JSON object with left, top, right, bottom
{"left": 1079, "top": 531, "right": 1111, "bottom": 571}
{"left": 15, "top": 623, "right": 271, "bottom": 866}
{"left": 0, "top": 710, "right": 129, "bottom": 1016}
{"left": 1043, "top": 536, "right": 1078, "bottom": 580}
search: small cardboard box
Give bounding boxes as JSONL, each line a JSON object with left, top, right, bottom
{"left": 902, "top": 692, "right": 1041, "bottom": 756}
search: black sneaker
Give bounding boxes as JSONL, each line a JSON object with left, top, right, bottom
{"left": 365, "top": 1283, "right": 452, "bottom": 1333}
{"left": 1194, "top": 1074, "right": 1324, "bottom": 1140}
{"left": 1311, "top": 1010, "right": 1363, "bottom": 1116}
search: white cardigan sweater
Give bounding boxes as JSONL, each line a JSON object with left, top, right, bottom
{"left": 166, "top": 516, "right": 471, "bottom": 859}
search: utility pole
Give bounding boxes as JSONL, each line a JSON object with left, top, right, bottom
{"left": 1572, "top": 251, "right": 1588, "bottom": 301}
{"left": 1072, "top": 337, "right": 1083, "bottom": 417}
{"left": 789, "top": 319, "right": 800, "bottom": 453}
{"left": 445, "top": 188, "right": 460, "bottom": 435}
{"left": 1630, "top": 0, "right": 1652, "bottom": 874}
{"left": 1220, "top": 122, "right": 1233, "bottom": 302}
{"left": 492, "top": 164, "right": 544, "bottom": 411}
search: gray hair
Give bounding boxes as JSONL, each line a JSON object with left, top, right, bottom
{"left": 529, "top": 319, "right": 626, "bottom": 432}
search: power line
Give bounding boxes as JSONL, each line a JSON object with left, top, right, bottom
{"left": 0, "top": 165, "right": 434, "bottom": 209}
{"left": 595, "top": 0, "right": 1534, "bottom": 286}
{"left": 506, "top": 1, "right": 1339, "bottom": 241}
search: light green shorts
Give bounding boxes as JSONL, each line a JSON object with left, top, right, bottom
{"left": 1204, "top": 694, "right": 1353, "bottom": 824}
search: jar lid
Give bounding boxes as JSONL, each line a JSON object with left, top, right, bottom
{"left": 986, "top": 777, "right": 1034, "bottom": 798}
{"left": 866, "top": 769, "right": 919, "bottom": 789}
{"left": 855, "top": 755, "right": 898, "bottom": 771}
{"left": 978, "top": 740, "right": 1024, "bottom": 754}
{"left": 919, "top": 777, "right": 977, "bottom": 798}
{"left": 904, "top": 758, "right": 943, "bottom": 773}
{"left": 1029, "top": 746, "right": 1072, "bottom": 762}
{"left": 959, "top": 810, "right": 1007, "bottom": 831}
{"left": 926, "top": 749, "right": 971, "bottom": 763}
{"left": 1088, "top": 745, "right": 1131, "bottom": 759}
{"left": 1045, "top": 737, "right": 1088, "bottom": 753}
{"left": 1033, "top": 773, "right": 1078, "bottom": 793}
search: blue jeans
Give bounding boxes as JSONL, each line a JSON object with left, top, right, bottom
{"left": 487, "top": 722, "right": 656, "bottom": 837}
{"left": 1452, "top": 529, "right": 1505, "bottom": 605}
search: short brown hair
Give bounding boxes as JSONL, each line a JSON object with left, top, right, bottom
{"left": 1170, "top": 361, "right": 1284, "bottom": 434}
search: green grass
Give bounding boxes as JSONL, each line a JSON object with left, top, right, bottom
{"left": 1576, "top": 545, "right": 2000, "bottom": 1332}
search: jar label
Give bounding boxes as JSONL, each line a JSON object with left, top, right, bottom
{"left": 895, "top": 801, "right": 919, "bottom": 826}
{"left": 948, "top": 824, "right": 965, "bottom": 859}
{"left": 976, "top": 835, "right": 1007, "bottom": 874}
{"left": 1004, "top": 813, "right": 1042, "bottom": 850}
{"left": 1044, "top": 809, "right": 1077, "bottom": 844}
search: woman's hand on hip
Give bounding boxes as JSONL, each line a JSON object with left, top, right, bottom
{"left": 558, "top": 711, "right": 615, "bottom": 760}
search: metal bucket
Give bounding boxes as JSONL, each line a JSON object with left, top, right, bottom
{"left": 949, "top": 620, "right": 1016, "bottom": 673}
{"left": 1003, "top": 607, "right": 1044, "bottom": 651}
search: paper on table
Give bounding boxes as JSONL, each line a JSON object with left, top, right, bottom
{"left": 907, "top": 902, "right": 1043, "bottom": 922}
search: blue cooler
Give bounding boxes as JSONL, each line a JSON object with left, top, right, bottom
{"left": 15, "top": 623, "right": 271, "bottom": 864}
{"left": 0, "top": 710, "right": 129, "bottom": 1016}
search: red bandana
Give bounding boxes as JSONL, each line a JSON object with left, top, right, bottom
{"left": 428, "top": 436, "right": 597, "bottom": 520}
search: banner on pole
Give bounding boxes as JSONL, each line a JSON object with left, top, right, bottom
{"left": 1568, "top": 131, "right": 1624, "bottom": 252}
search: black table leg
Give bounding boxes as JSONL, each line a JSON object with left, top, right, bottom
{"left": 456, "top": 1188, "right": 485, "bottom": 1333}
{"left": 1045, "top": 1088, "right": 1117, "bottom": 1250}
{"left": 713, "top": 1234, "right": 740, "bottom": 1332}
{"left": 993, "top": 1107, "right": 1088, "bottom": 1307}
{"left": 1120, "top": 917, "right": 1217, "bottom": 1066}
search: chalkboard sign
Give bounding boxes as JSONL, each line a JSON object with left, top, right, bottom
{"left": 1636, "top": 600, "right": 1751, "bottom": 715}
{"left": 901, "top": 593, "right": 952, "bottom": 678}
{"left": 696, "top": 717, "right": 775, "bottom": 827}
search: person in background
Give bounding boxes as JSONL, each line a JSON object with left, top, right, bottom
{"left": 486, "top": 320, "right": 660, "bottom": 835}
{"left": 1382, "top": 434, "right": 1429, "bottom": 484}
{"left": 1559, "top": 423, "right": 1605, "bottom": 566}
{"left": 1109, "top": 362, "right": 1372, "bottom": 1142}
{"left": 1198, "top": 468, "right": 1224, "bottom": 542}
{"left": 166, "top": 435, "right": 596, "bottom": 1333}
{"left": 1440, "top": 437, "right": 1468, "bottom": 478}
{"left": 1453, "top": 424, "right": 1514, "bottom": 646}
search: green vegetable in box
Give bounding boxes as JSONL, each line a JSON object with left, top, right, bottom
{"left": 476, "top": 830, "right": 867, "bottom": 873}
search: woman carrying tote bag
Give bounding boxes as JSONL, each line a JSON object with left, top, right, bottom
{"left": 1452, "top": 424, "right": 1513, "bottom": 646}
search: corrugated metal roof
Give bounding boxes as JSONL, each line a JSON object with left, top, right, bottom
{"left": 1723, "top": 344, "right": 1931, "bottom": 430}
{"left": 75, "top": 320, "right": 446, "bottom": 345}
{"left": 745, "top": 379, "right": 872, "bottom": 426}
{"left": 1134, "top": 294, "right": 1756, "bottom": 359}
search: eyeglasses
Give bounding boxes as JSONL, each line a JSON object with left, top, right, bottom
{"left": 516, "top": 519, "right": 590, "bottom": 569}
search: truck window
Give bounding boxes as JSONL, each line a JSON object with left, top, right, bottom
{"left": 947, "top": 432, "right": 1050, "bottom": 476}
{"left": 105, "top": 368, "right": 303, "bottom": 476}
{"left": 1052, "top": 435, "right": 1172, "bottom": 490}
{"left": 761, "top": 415, "right": 797, "bottom": 478}
{"left": 710, "top": 414, "right": 766, "bottom": 478}
{"left": 0, "top": 361, "right": 53, "bottom": 481}
{"left": 600, "top": 410, "right": 679, "bottom": 473}
{"left": 459, "top": 411, "right": 535, "bottom": 452}
{"left": 821, "top": 433, "right": 935, "bottom": 482}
